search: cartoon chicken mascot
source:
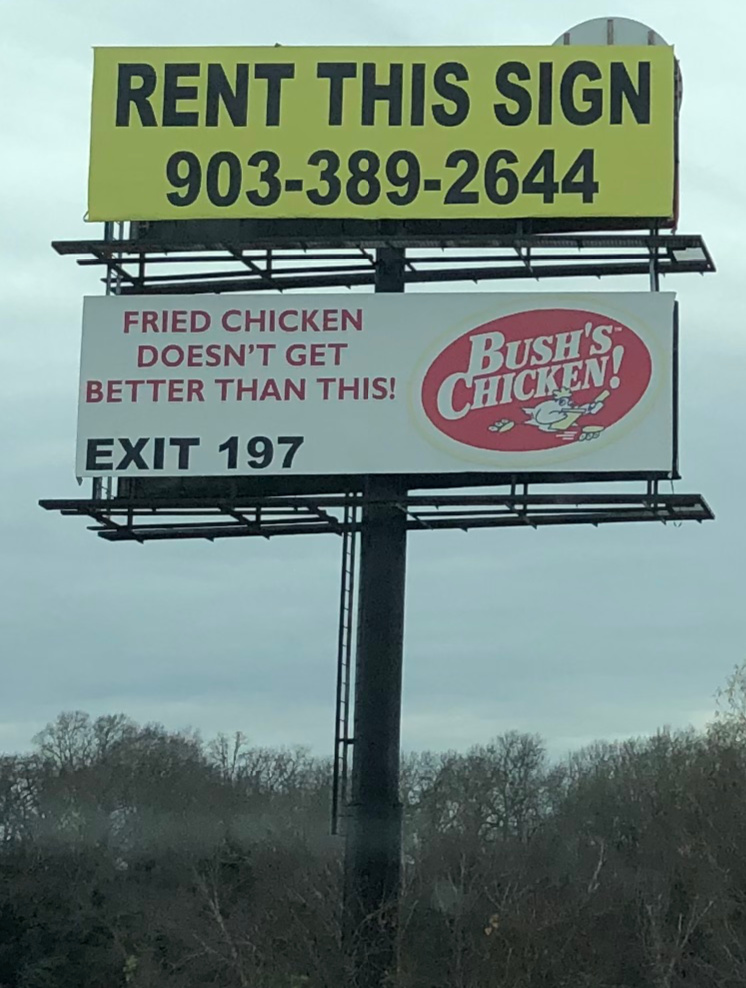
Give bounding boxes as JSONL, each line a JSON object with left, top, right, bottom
{"left": 489, "top": 387, "right": 609, "bottom": 443}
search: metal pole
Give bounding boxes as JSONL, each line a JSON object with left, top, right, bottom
{"left": 343, "top": 246, "right": 407, "bottom": 988}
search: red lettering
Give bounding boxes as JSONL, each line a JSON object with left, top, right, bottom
{"left": 317, "top": 377, "right": 334, "bottom": 400}
{"left": 215, "top": 378, "right": 233, "bottom": 400}
{"left": 284, "top": 342, "right": 346, "bottom": 367}
{"left": 222, "top": 310, "right": 242, "bottom": 332}
{"left": 338, "top": 378, "right": 361, "bottom": 399}
{"left": 186, "top": 345, "right": 204, "bottom": 367}
{"left": 161, "top": 345, "right": 185, "bottom": 367}
{"left": 301, "top": 309, "right": 320, "bottom": 332}
{"left": 260, "top": 379, "right": 282, "bottom": 401}
{"left": 106, "top": 380, "right": 123, "bottom": 402}
{"left": 255, "top": 343, "right": 275, "bottom": 366}
{"left": 123, "top": 311, "right": 139, "bottom": 334}
{"left": 147, "top": 379, "right": 166, "bottom": 400}
{"left": 171, "top": 310, "right": 187, "bottom": 332}
{"left": 236, "top": 379, "right": 259, "bottom": 400}
{"left": 205, "top": 344, "right": 222, "bottom": 366}
{"left": 168, "top": 380, "right": 184, "bottom": 401}
{"left": 372, "top": 377, "right": 390, "bottom": 399}
{"left": 124, "top": 380, "right": 144, "bottom": 401}
{"left": 86, "top": 380, "right": 103, "bottom": 402}
{"left": 342, "top": 308, "right": 363, "bottom": 332}
{"left": 322, "top": 309, "right": 339, "bottom": 331}
{"left": 279, "top": 309, "right": 298, "bottom": 331}
{"left": 187, "top": 380, "right": 205, "bottom": 401}
{"left": 142, "top": 311, "right": 159, "bottom": 332}
{"left": 286, "top": 344, "right": 304, "bottom": 366}
{"left": 224, "top": 344, "right": 247, "bottom": 367}
{"left": 328, "top": 343, "right": 347, "bottom": 365}
{"left": 191, "top": 310, "right": 210, "bottom": 332}
{"left": 137, "top": 345, "right": 158, "bottom": 368}
{"left": 244, "top": 310, "right": 267, "bottom": 332}
{"left": 285, "top": 379, "right": 306, "bottom": 400}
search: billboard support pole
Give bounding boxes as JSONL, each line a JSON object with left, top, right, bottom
{"left": 343, "top": 247, "right": 407, "bottom": 988}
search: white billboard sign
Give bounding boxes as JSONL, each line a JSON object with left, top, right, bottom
{"left": 77, "top": 292, "right": 676, "bottom": 478}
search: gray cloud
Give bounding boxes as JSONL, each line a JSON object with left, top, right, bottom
{"left": 1, "top": 0, "right": 743, "bottom": 759}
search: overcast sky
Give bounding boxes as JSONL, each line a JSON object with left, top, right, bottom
{"left": 1, "top": 0, "right": 743, "bottom": 760}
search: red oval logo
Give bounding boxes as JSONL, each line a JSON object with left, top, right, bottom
{"left": 421, "top": 308, "right": 652, "bottom": 452}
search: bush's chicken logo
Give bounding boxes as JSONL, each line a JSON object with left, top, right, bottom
{"left": 421, "top": 309, "right": 652, "bottom": 452}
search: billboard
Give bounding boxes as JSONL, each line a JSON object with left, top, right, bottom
{"left": 88, "top": 45, "right": 675, "bottom": 223}
{"left": 77, "top": 292, "right": 676, "bottom": 478}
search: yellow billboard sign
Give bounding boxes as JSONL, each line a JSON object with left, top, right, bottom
{"left": 88, "top": 45, "right": 675, "bottom": 222}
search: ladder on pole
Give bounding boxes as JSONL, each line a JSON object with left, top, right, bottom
{"left": 331, "top": 493, "right": 359, "bottom": 835}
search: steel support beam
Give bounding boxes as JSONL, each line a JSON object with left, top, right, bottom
{"left": 343, "top": 248, "right": 407, "bottom": 987}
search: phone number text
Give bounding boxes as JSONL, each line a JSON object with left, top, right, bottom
{"left": 165, "top": 147, "right": 599, "bottom": 209}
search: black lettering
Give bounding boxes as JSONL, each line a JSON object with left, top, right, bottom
{"left": 254, "top": 63, "right": 295, "bottom": 126}
{"left": 86, "top": 439, "right": 114, "bottom": 471}
{"left": 494, "top": 61, "right": 531, "bottom": 126}
{"left": 115, "top": 64, "right": 157, "bottom": 126}
{"left": 432, "top": 62, "right": 469, "bottom": 127}
{"left": 444, "top": 149, "right": 479, "bottom": 203}
{"left": 610, "top": 61, "right": 651, "bottom": 124}
{"left": 410, "top": 63, "right": 426, "bottom": 125}
{"left": 317, "top": 62, "right": 357, "bottom": 125}
{"left": 361, "top": 62, "right": 403, "bottom": 126}
{"left": 166, "top": 151, "right": 201, "bottom": 205}
{"left": 169, "top": 437, "right": 200, "bottom": 470}
{"left": 206, "top": 63, "right": 249, "bottom": 126}
{"left": 560, "top": 61, "right": 603, "bottom": 125}
{"left": 539, "top": 62, "right": 553, "bottom": 124}
{"left": 152, "top": 437, "right": 165, "bottom": 470}
{"left": 162, "top": 63, "right": 200, "bottom": 127}
{"left": 116, "top": 437, "right": 149, "bottom": 470}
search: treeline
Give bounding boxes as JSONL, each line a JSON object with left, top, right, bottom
{"left": 2, "top": 702, "right": 746, "bottom": 986}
